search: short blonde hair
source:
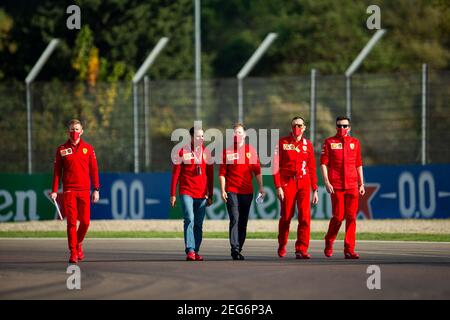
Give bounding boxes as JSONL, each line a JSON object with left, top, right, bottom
{"left": 232, "top": 122, "right": 246, "bottom": 130}
{"left": 67, "top": 119, "right": 82, "bottom": 128}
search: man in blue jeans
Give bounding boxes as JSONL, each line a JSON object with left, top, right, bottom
{"left": 170, "top": 127, "right": 214, "bottom": 261}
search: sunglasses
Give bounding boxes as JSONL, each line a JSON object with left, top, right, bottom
{"left": 293, "top": 124, "right": 304, "bottom": 128}
{"left": 336, "top": 124, "right": 349, "bottom": 128}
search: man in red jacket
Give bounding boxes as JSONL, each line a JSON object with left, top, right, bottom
{"left": 170, "top": 127, "right": 214, "bottom": 261}
{"left": 273, "top": 117, "right": 318, "bottom": 259}
{"left": 51, "top": 119, "right": 100, "bottom": 264}
{"left": 320, "top": 116, "right": 365, "bottom": 259}
{"left": 219, "top": 123, "right": 265, "bottom": 260}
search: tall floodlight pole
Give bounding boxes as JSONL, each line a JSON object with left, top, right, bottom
{"left": 195, "top": 0, "right": 201, "bottom": 120}
{"left": 132, "top": 37, "right": 169, "bottom": 173}
{"left": 25, "top": 38, "right": 60, "bottom": 174}
{"left": 345, "top": 29, "right": 386, "bottom": 118}
{"left": 237, "top": 32, "right": 278, "bottom": 123}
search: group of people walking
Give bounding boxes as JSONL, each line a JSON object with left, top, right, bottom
{"left": 52, "top": 116, "right": 365, "bottom": 263}
{"left": 170, "top": 116, "right": 366, "bottom": 261}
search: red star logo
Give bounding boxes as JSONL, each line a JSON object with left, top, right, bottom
{"left": 357, "top": 184, "right": 379, "bottom": 219}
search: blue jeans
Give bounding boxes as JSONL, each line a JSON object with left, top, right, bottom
{"left": 180, "top": 195, "right": 206, "bottom": 254}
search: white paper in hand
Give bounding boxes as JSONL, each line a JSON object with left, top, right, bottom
{"left": 256, "top": 193, "right": 264, "bottom": 204}
{"left": 52, "top": 198, "right": 64, "bottom": 220}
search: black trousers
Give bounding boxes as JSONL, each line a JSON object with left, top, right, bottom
{"left": 226, "top": 192, "right": 253, "bottom": 255}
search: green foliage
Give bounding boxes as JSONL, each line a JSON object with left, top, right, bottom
{"left": 0, "top": 9, "right": 16, "bottom": 79}
{"left": 203, "top": 0, "right": 450, "bottom": 76}
{"left": 0, "top": 0, "right": 449, "bottom": 80}
{"left": 0, "top": 1, "right": 449, "bottom": 172}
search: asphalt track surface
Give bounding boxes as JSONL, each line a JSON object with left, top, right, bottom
{"left": 1, "top": 238, "right": 449, "bottom": 300}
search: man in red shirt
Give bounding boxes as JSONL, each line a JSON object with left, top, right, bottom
{"left": 320, "top": 116, "right": 365, "bottom": 259}
{"left": 273, "top": 117, "right": 318, "bottom": 259}
{"left": 170, "top": 127, "right": 214, "bottom": 261}
{"left": 219, "top": 123, "right": 265, "bottom": 260}
{"left": 51, "top": 119, "right": 100, "bottom": 264}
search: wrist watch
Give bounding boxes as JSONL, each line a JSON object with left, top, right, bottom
{"left": 94, "top": 188, "right": 100, "bottom": 191}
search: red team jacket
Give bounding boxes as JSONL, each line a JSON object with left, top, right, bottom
{"left": 170, "top": 144, "right": 214, "bottom": 199}
{"left": 52, "top": 139, "right": 100, "bottom": 192}
{"left": 219, "top": 143, "right": 261, "bottom": 194}
{"left": 320, "top": 134, "right": 362, "bottom": 189}
{"left": 273, "top": 135, "right": 318, "bottom": 190}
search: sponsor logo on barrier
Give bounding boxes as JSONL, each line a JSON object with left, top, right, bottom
{"left": 1, "top": 166, "right": 449, "bottom": 221}
{"left": 357, "top": 184, "right": 379, "bottom": 219}
{"left": 0, "top": 189, "right": 39, "bottom": 222}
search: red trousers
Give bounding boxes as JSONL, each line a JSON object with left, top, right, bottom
{"left": 325, "top": 188, "right": 359, "bottom": 252}
{"left": 278, "top": 178, "right": 311, "bottom": 253}
{"left": 64, "top": 191, "right": 91, "bottom": 252}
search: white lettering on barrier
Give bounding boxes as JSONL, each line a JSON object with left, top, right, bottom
{"left": 0, "top": 189, "right": 39, "bottom": 222}
{"left": 14, "top": 191, "right": 38, "bottom": 221}
{"left": 399, "top": 170, "right": 437, "bottom": 218}
{"left": 111, "top": 180, "right": 127, "bottom": 219}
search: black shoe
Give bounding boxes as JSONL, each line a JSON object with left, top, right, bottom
{"left": 231, "top": 253, "right": 245, "bottom": 260}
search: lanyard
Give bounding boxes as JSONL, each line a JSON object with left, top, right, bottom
{"left": 191, "top": 147, "right": 202, "bottom": 164}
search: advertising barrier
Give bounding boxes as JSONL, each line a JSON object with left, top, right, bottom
{"left": 0, "top": 164, "right": 449, "bottom": 221}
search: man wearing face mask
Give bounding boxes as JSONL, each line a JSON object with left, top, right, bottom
{"left": 273, "top": 117, "right": 318, "bottom": 259}
{"left": 51, "top": 119, "right": 100, "bottom": 264}
{"left": 219, "top": 123, "right": 265, "bottom": 260}
{"left": 320, "top": 116, "right": 365, "bottom": 259}
{"left": 170, "top": 127, "right": 214, "bottom": 261}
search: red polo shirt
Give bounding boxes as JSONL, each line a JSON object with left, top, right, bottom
{"left": 320, "top": 134, "right": 362, "bottom": 189}
{"left": 219, "top": 143, "right": 261, "bottom": 194}
{"left": 273, "top": 135, "right": 318, "bottom": 190}
{"left": 170, "top": 144, "right": 214, "bottom": 198}
{"left": 52, "top": 139, "right": 100, "bottom": 192}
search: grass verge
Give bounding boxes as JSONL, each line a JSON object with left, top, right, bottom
{"left": 0, "top": 231, "right": 449, "bottom": 242}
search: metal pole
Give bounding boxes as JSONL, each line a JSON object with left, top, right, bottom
{"left": 421, "top": 63, "right": 427, "bottom": 165}
{"left": 344, "top": 29, "right": 386, "bottom": 120}
{"left": 237, "top": 33, "right": 278, "bottom": 80}
{"left": 195, "top": 0, "right": 201, "bottom": 120}
{"left": 25, "top": 39, "right": 60, "bottom": 84}
{"left": 133, "top": 83, "right": 139, "bottom": 173}
{"left": 345, "top": 29, "right": 386, "bottom": 78}
{"left": 310, "top": 69, "right": 316, "bottom": 146}
{"left": 25, "top": 38, "right": 59, "bottom": 174}
{"left": 238, "top": 78, "right": 243, "bottom": 123}
{"left": 346, "top": 75, "right": 351, "bottom": 119}
{"left": 236, "top": 32, "right": 278, "bottom": 123}
{"left": 132, "top": 37, "right": 169, "bottom": 173}
{"left": 132, "top": 38, "right": 169, "bottom": 83}
{"left": 144, "top": 76, "right": 151, "bottom": 170}
{"left": 26, "top": 83, "right": 32, "bottom": 174}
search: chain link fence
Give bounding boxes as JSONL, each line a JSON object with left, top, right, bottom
{"left": 0, "top": 69, "right": 448, "bottom": 173}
